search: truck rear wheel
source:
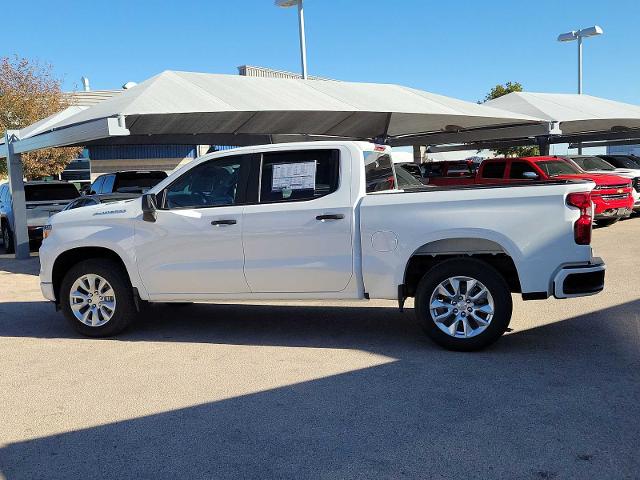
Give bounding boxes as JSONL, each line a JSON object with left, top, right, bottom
{"left": 60, "top": 259, "right": 137, "bottom": 337}
{"left": 414, "top": 258, "right": 512, "bottom": 351}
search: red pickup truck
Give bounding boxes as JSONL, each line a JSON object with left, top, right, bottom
{"left": 428, "top": 156, "right": 634, "bottom": 226}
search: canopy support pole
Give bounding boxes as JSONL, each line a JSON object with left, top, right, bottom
{"left": 535, "top": 136, "right": 551, "bottom": 156}
{"left": 4, "top": 131, "right": 30, "bottom": 259}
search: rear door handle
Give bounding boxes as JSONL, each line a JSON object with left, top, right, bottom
{"left": 211, "top": 219, "right": 237, "bottom": 226}
{"left": 316, "top": 214, "right": 344, "bottom": 221}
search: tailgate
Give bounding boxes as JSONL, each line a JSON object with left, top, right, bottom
{"left": 26, "top": 201, "right": 71, "bottom": 226}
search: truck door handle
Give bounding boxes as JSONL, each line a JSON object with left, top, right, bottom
{"left": 211, "top": 219, "right": 237, "bottom": 226}
{"left": 316, "top": 214, "right": 344, "bottom": 221}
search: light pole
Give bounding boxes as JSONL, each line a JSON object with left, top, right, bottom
{"left": 557, "top": 26, "right": 603, "bottom": 94}
{"left": 275, "top": 0, "right": 308, "bottom": 79}
{"left": 558, "top": 25, "right": 603, "bottom": 152}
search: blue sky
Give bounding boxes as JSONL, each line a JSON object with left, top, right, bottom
{"left": 3, "top": 0, "right": 639, "bottom": 106}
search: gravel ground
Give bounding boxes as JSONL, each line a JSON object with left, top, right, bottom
{"left": 0, "top": 219, "right": 638, "bottom": 479}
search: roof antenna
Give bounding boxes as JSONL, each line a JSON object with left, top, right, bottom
{"left": 81, "top": 76, "right": 90, "bottom": 92}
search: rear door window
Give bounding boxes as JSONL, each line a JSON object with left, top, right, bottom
{"left": 260, "top": 150, "right": 339, "bottom": 202}
{"left": 481, "top": 161, "right": 507, "bottom": 179}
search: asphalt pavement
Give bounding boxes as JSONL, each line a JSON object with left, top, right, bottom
{"left": 0, "top": 219, "right": 638, "bottom": 479}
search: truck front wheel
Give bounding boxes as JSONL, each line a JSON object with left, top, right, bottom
{"left": 414, "top": 258, "right": 512, "bottom": 351}
{"left": 60, "top": 259, "right": 137, "bottom": 337}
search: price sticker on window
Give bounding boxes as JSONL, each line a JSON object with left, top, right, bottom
{"left": 271, "top": 161, "right": 316, "bottom": 192}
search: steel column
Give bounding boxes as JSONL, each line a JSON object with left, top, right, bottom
{"left": 4, "top": 131, "right": 30, "bottom": 259}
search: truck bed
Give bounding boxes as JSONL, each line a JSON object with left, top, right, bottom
{"left": 359, "top": 180, "right": 595, "bottom": 299}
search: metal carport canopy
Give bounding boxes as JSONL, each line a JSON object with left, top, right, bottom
{"left": 427, "top": 92, "right": 640, "bottom": 152}
{"left": 3, "top": 70, "right": 550, "bottom": 150}
{"left": 485, "top": 92, "right": 640, "bottom": 135}
{"left": 1, "top": 70, "right": 551, "bottom": 259}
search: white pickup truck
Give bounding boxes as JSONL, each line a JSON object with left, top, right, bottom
{"left": 39, "top": 142, "right": 605, "bottom": 350}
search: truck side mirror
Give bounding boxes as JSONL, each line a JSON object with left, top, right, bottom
{"left": 141, "top": 193, "right": 157, "bottom": 222}
{"left": 522, "top": 171, "right": 539, "bottom": 180}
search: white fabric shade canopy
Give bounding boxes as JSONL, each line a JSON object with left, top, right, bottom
{"left": 485, "top": 92, "right": 640, "bottom": 135}
{"left": 4, "top": 70, "right": 546, "bottom": 151}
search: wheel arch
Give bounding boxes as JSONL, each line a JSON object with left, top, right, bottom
{"left": 402, "top": 237, "right": 522, "bottom": 298}
{"left": 52, "top": 247, "right": 133, "bottom": 302}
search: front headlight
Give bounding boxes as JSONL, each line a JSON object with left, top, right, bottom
{"left": 42, "top": 224, "right": 52, "bottom": 239}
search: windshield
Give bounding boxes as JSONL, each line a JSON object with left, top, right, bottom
{"left": 536, "top": 160, "right": 580, "bottom": 177}
{"left": 572, "top": 156, "right": 615, "bottom": 171}
{"left": 603, "top": 156, "right": 640, "bottom": 169}
{"left": 25, "top": 184, "right": 79, "bottom": 202}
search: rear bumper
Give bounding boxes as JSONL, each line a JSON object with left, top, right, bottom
{"left": 553, "top": 258, "right": 605, "bottom": 299}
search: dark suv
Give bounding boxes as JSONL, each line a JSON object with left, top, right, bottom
{"left": 86, "top": 171, "right": 168, "bottom": 195}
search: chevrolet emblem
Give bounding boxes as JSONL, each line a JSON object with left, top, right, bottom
{"left": 617, "top": 188, "right": 623, "bottom": 193}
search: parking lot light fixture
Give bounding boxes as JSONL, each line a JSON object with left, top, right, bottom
{"left": 557, "top": 25, "right": 604, "bottom": 95}
{"left": 557, "top": 25, "right": 603, "bottom": 154}
{"left": 275, "top": 0, "right": 308, "bottom": 79}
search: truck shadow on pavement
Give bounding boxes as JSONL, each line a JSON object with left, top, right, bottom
{"left": 0, "top": 298, "right": 639, "bottom": 479}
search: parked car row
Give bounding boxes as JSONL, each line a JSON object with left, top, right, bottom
{"left": 0, "top": 170, "right": 168, "bottom": 253}
{"left": 399, "top": 154, "right": 640, "bottom": 227}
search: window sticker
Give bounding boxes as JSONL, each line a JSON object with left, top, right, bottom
{"left": 271, "top": 161, "right": 316, "bottom": 192}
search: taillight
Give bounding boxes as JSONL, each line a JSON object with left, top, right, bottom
{"left": 567, "top": 192, "right": 592, "bottom": 245}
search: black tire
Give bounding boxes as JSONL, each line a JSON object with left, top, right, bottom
{"left": 60, "top": 258, "right": 137, "bottom": 337}
{"left": 596, "top": 218, "right": 619, "bottom": 227}
{"left": 414, "top": 258, "right": 513, "bottom": 351}
{"left": 1, "top": 223, "right": 14, "bottom": 254}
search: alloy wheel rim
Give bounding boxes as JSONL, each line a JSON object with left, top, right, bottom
{"left": 429, "top": 276, "right": 494, "bottom": 338}
{"left": 69, "top": 274, "right": 116, "bottom": 327}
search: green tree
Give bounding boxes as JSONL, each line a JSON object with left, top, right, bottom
{"left": 481, "top": 81, "right": 539, "bottom": 158}
{"left": 0, "top": 56, "right": 81, "bottom": 179}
